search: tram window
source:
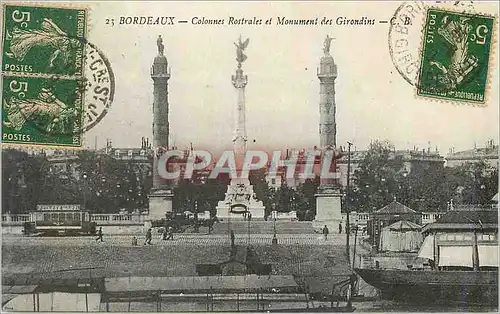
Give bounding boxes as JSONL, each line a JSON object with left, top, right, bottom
{"left": 50, "top": 213, "right": 58, "bottom": 221}
{"left": 76, "top": 213, "right": 81, "bottom": 221}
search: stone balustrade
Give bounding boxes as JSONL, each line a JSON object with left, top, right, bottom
{"left": 2, "top": 214, "right": 30, "bottom": 225}
{"left": 2, "top": 213, "right": 148, "bottom": 226}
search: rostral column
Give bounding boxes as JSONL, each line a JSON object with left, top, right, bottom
{"left": 148, "top": 35, "right": 173, "bottom": 221}
{"left": 314, "top": 35, "right": 342, "bottom": 230}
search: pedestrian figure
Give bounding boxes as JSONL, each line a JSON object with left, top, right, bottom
{"left": 132, "top": 236, "right": 138, "bottom": 246}
{"left": 207, "top": 219, "right": 214, "bottom": 234}
{"left": 230, "top": 230, "right": 235, "bottom": 247}
{"left": 322, "top": 225, "right": 329, "bottom": 240}
{"left": 166, "top": 226, "right": 174, "bottom": 240}
{"left": 144, "top": 228, "right": 152, "bottom": 245}
{"left": 162, "top": 227, "right": 168, "bottom": 240}
{"left": 248, "top": 212, "right": 252, "bottom": 222}
{"left": 338, "top": 223, "right": 342, "bottom": 234}
{"left": 95, "top": 227, "right": 104, "bottom": 242}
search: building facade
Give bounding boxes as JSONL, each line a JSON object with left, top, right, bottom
{"left": 336, "top": 148, "right": 445, "bottom": 187}
{"left": 446, "top": 140, "right": 498, "bottom": 169}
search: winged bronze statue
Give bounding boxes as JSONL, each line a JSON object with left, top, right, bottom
{"left": 5, "top": 18, "right": 82, "bottom": 69}
{"left": 234, "top": 36, "right": 250, "bottom": 65}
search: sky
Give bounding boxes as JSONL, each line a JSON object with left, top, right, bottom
{"left": 82, "top": 1, "right": 499, "bottom": 155}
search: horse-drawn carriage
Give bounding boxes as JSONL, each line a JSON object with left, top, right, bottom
{"left": 151, "top": 211, "right": 219, "bottom": 233}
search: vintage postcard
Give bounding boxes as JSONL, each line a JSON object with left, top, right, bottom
{"left": 1, "top": 1, "right": 498, "bottom": 313}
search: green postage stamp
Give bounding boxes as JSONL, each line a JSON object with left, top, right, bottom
{"left": 417, "top": 8, "right": 495, "bottom": 104}
{"left": 2, "top": 4, "right": 87, "bottom": 77}
{"left": 2, "top": 3, "right": 88, "bottom": 147}
{"left": 2, "top": 75, "right": 84, "bottom": 147}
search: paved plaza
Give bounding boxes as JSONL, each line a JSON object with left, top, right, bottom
{"left": 2, "top": 233, "right": 352, "bottom": 296}
{"left": 2, "top": 233, "right": 347, "bottom": 247}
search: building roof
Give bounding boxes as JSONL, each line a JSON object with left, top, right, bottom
{"left": 385, "top": 220, "right": 422, "bottom": 231}
{"left": 336, "top": 149, "right": 444, "bottom": 164}
{"left": 374, "top": 200, "right": 418, "bottom": 215}
{"left": 422, "top": 210, "right": 498, "bottom": 233}
{"left": 446, "top": 145, "right": 498, "bottom": 160}
{"left": 104, "top": 275, "right": 299, "bottom": 294}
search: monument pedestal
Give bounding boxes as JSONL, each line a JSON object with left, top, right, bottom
{"left": 216, "top": 183, "right": 265, "bottom": 221}
{"left": 313, "top": 186, "right": 342, "bottom": 233}
{"left": 147, "top": 188, "right": 173, "bottom": 227}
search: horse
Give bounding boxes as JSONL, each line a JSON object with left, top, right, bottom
{"left": 198, "top": 216, "right": 220, "bottom": 234}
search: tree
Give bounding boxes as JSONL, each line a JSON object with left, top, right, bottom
{"left": 403, "top": 161, "right": 450, "bottom": 211}
{"left": 249, "top": 168, "right": 274, "bottom": 217}
{"left": 351, "top": 140, "right": 405, "bottom": 212}
{"left": 446, "top": 161, "right": 498, "bottom": 206}
{"left": 296, "top": 177, "right": 320, "bottom": 221}
{"left": 2, "top": 149, "right": 50, "bottom": 213}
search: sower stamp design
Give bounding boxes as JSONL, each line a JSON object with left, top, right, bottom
{"left": 2, "top": 75, "right": 84, "bottom": 147}
{"left": 2, "top": 4, "right": 87, "bottom": 77}
{"left": 417, "top": 9, "right": 495, "bottom": 104}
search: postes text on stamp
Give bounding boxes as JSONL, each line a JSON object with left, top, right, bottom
{"left": 417, "top": 8, "right": 495, "bottom": 104}
{"left": 2, "top": 75, "right": 84, "bottom": 147}
{"left": 2, "top": 4, "right": 87, "bottom": 77}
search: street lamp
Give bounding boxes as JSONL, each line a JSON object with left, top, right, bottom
{"left": 346, "top": 142, "right": 353, "bottom": 261}
{"left": 194, "top": 199, "right": 199, "bottom": 233}
{"left": 402, "top": 170, "right": 408, "bottom": 204}
{"left": 272, "top": 203, "right": 277, "bottom": 245}
{"left": 82, "top": 173, "right": 88, "bottom": 210}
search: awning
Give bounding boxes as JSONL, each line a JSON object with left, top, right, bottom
{"left": 417, "top": 235, "right": 435, "bottom": 260}
{"left": 386, "top": 220, "right": 422, "bottom": 231}
{"left": 438, "top": 246, "right": 473, "bottom": 267}
{"left": 478, "top": 245, "right": 499, "bottom": 267}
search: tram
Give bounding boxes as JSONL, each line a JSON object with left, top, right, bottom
{"left": 23, "top": 205, "right": 97, "bottom": 236}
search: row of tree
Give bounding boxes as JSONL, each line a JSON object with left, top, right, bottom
{"left": 2, "top": 141, "right": 498, "bottom": 217}
{"left": 348, "top": 141, "right": 498, "bottom": 212}
{"left": 2, "top": 149, "right": 151, "bottom": 214}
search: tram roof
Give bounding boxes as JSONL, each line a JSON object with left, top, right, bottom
{"left": 104, "top": 275, "right": 299, "bottom": 294}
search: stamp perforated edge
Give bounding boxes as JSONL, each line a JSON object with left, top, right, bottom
{"left": 1, "top": 2, "right": 92, "bottom": 79}
{"left": 414, "top": 5, "right": 498, "bottom": 107}
{"left": 1, "top": 1, "right": 92, "bottom": 150}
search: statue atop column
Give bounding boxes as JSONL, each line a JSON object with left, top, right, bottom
{"left": 323, "top": 35, "right": 334, "bottom": 55}
{"left": 157, "top": 35, "right": 164, "bottom": 55}
{"left": 234, "top": 36, "right": 250, "bottom": 67}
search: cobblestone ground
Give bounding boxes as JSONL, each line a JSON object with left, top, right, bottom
{"left": 2, "top": 233, "right": 347, "bottom": 246}
{"left": 2, "top": 234, "right": 351, "bottom": 294}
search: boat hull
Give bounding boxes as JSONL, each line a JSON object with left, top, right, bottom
{"left": 355, "top": 268, "right": 498, "bottom": 306}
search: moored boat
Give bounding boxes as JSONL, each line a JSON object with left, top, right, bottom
{"left": 355, "top": 210, "right": 498, "bottom": 306}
